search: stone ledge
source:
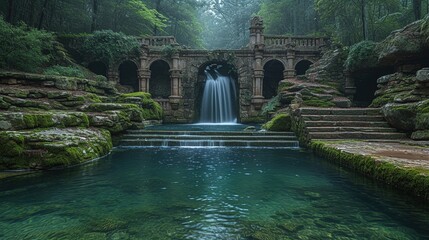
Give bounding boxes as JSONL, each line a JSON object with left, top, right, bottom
{"left": 310, "top": 140, "right": 429, "bottom": 202}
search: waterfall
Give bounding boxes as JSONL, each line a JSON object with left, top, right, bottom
{"left": 199, "top": 69, "right": 237, "bottom": 123}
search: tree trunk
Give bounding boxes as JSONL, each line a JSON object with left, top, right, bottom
{"left": 153, "top": 0, "right": 162, "bottom": 35}
{"left": 413, "top": 0, "right": 422, "bottom": 20}
{"left": 91, "top": 0, "right": 99, "bottom": 32}
{"left": 6, "top": 0, "right": 14, "bottom": 23}
{"left": 361, "top": 0, "right": 367, "bottom": 40}
{"left": 38, "top": 0, "right": 50, "bottom": 29}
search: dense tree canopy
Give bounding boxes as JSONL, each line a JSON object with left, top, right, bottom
{"left": 1, "top": 0, "right": 429, "bottom": 48}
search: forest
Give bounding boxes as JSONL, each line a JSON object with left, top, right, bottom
{"left": 1, "top": 0, "right": 428, "bottom": 49}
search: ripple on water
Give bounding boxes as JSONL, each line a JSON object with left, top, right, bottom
{"left": 0, "top": 148, "right": 428, "bottom": 239}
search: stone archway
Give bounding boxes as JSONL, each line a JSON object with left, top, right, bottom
{"left": 295, "top": 60, "right": 313, "bottom": 76}
{"left": 119, "top": 60, "right": 139, "bottom": 92}
{"left": 263, "top": 59, "right": 285, "bottom": 99}
{"left": 88, "top": 61, "right": 107, "bottom": 77}
{"left": 149, "top": 60, "right": 171, "bottom": 99}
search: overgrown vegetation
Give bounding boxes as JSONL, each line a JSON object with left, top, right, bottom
{"left": 0, "top": 18, "right": 55, "bottom": 72}
{"left": 262, "top": 95, "right": 280, "bottom": 116}
{"left": 82, "top": 30, "right": 140, "bottom": 65}
{"left": 262, "top": 113, "right": 292, "bottom": 131}
{"left": 345, "top": 41, "right": 379, "bottom": 72}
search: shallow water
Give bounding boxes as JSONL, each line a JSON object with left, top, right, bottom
{"left": 0, "top": 148, "right": 428, "bottom": 239}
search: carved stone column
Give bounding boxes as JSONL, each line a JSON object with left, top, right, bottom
{"left": 138, "top": 69, "right": 150, "bottom": 92}
{"left": 107, "top": 68, "right": 119, "bottom": 84}
{"left": 249, "top": 16, "right": 265, "bottom": 50}
{"left": 284, "top": 47, "right": 296, "bottom": 79}
{"left": 138, "top": 44, "right": 150, "bottom": 92}
{"left": 251, "top": 49, "right": 265, "bottom": 110}
{"left": 344, "top": 71, "right": 356, "bottom": 99}
{"left": 169, "top": 51, "right": 182, "bottom": 110}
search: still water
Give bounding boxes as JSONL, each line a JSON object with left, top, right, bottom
{"left": 0, "top": 148, "right": 428, "bottom": 239}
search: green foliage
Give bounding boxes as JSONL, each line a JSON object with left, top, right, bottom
{"left": 0, "top": 18, "right": 55, "bottom": 72}
{"left": 82, "top": 30, "right": 140, "bottom": 64}
{"left": 262, "top": 113, "right": 292, "bottom": 131}
{"left": 43, "top": 65, "right": 86, "bottom": 78}
{"left": 345, "top": 41, "right": 379, "bottom": 72}
{"left": 262, "top": 95, "right": 280, "bottom": 116}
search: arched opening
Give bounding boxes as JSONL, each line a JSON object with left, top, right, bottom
{"left": 352, "top": 66, "right": 394, "bottom": 107}
{"left": 196, "top": 61, "right": 239, "bottom": 123}
{"left": 295, "top": 60, "right": 313, "bottom": 76}
{"left": 149, "top": 60, "right": 171, "bottom": 98}
{"left": 119, "top": 60, "right": 139, "bottom": 92}
{"left": 88, "top": 61, "right": 107, "bottom": 77}
{"left": 263, "top": 60, "right": 285, "bottom": 99}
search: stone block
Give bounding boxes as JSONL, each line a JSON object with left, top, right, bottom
{"left": 416, "top": 68, "right": 429, "bottom": 83}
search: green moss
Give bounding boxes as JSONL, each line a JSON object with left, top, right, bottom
{"left": 370, "top": 94, "right": 395, "bottom": 107}
{"left": 262, "top": 113, "right": 291, "bottom": 131}
{"left": 310, "top": 141, "right": 429, "bottom": 201}
{"left": 277, "top": 81, "right": 294, "bottom": 92}
{"left": 303, "top": 99, "right": 335, "bottom": 108}
{"left": 241, "top": 116, "right": 265, "bottom": 124}
{"left": 345, "top": 41, "right": 379, "bottom": 72}
{"left": 116, "top": 92, "right": 163, "bottom": 120}
{"left": 0, "top": 132, "right": 24, "bottom": 157}
{"left": 262, "top": 95, "right": 280, "bottom": 116}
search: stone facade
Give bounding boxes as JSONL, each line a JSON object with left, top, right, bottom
{"left": 108, "top": 17, "right": 328, "bottom": 123}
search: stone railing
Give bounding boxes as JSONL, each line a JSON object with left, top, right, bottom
{"left": 155, "top": 98, "right": 170, "bottom": 110}
{"left": 265, "top": 36, "right": 329, "bottom": 48}
{"left": 141, "top": 36, "right": 177, "bottom": 47}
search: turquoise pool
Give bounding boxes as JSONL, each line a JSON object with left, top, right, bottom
{"left": 0, "top": 148, "right": 428, "bottom": 239}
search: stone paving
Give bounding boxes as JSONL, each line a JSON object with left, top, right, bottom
{"left": 321, "top": 140, "right": 429, "bottom": 171}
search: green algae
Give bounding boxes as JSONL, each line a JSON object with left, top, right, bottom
{"left": 310, "top": 141, "right": 429, "bottom": 201}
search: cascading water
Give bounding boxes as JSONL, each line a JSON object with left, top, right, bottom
{"left": 199, "top": 67, "right": 237, "bottom": 123}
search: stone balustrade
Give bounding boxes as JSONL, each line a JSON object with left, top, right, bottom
{"left": 141, "top": 36, "right": 177, "bottom": 47}
{"left": 264, "top": 36, "right": 329, "bottom": 48}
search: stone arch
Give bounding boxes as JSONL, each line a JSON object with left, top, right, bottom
{"left": 119, "top": 60, "right": 139, "bottom": 92}
{"left": 262, "top": 58, "right": 287, "bottom": 69}
{"left": 295, "top": 59, "right": 313, "bottom": 76}
{"left": 263, "top": 59, "right": 285, "bottom": 99}
{"left": 88, "top": 61, "right": 107, "bottom": 77}
{"left": 149, "top": 60, "right": 171, "bottom": 99}
{"left": 147, "top": 58, "right": 172, "bottom": 70}
{"left": 195, "top": 60, "right": 239, "bottom": 122}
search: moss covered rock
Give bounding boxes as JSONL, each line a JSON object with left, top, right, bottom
{"left": 262, "top": 113, "right": 292, "bottom": 131}
{"left": 346, "top": 41, "right": 379, "bottom": 72}
{"left": 0, "top": 128, "right": 112, "bottom": 170}
{"left": 117, "top": 92, "right": 163, "bottom": 120}
{"left": 0, "top": 112, "right": 89, "bottom": 130}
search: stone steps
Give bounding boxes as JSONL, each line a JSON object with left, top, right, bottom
{"left": 305, "top": 121, "right": 391, "bottom": 127}
{"left": 306, "top": 127, "right": 397, "bottom": 133}
{"left": 309, "top": 132, "right": 406, "bottom": 140}
{"left": 122, "top": 134, "right": 297, "bottom": 141}
{"left": 119, "top": 130, "right": 299, "bottom": 148}
{"left": 302, "top": 115, "right": 385, "bottom": 121}
{"left": 299, "top": 107, "right": 407, "bottom": 141}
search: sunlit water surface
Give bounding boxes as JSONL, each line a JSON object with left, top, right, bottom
{"left": 0, "top": 148, "right": 428, "bottom": 239}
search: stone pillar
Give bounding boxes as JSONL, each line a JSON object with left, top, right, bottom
{"left": 107, "top": 68, "right": 119, "bottom": 84}
{"left": 138, "top": 69, "right": 150, "bottom": 92}
{"left": 284, "top": 48, "right": 296, "bottom": 79}
{"left": 169, "top": 51, "right": 182, "bottom": 110}
{"left": 251, "top": 49, "right": 265, "bottom": 110}
{"left": 249, "top": 16, "right": 265, "bottom": 50}
{"left": 344, "top": 71, "right": 356, "bottom": 99}
{"left": 138, "top": 45, "right": 151, "bottom": 92}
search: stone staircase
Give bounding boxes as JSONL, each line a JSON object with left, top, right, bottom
{"left": 298, "top": 108, "right": 407, "bottom": 140}
{"left": 118, "top": 130, "right": 299, "bottom": 148}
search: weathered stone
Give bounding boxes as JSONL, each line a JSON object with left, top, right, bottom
{"left": 411, "top": 130, "right": 429, "bottom": 140}
{"left": 0, "top": 128, "right": 112, "bottom": 170}
{"left": 416, "top": 68, "right": 429, "bottom": 82}
{"left": 382, "top": 103, "right": 417, "bottom": 131}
